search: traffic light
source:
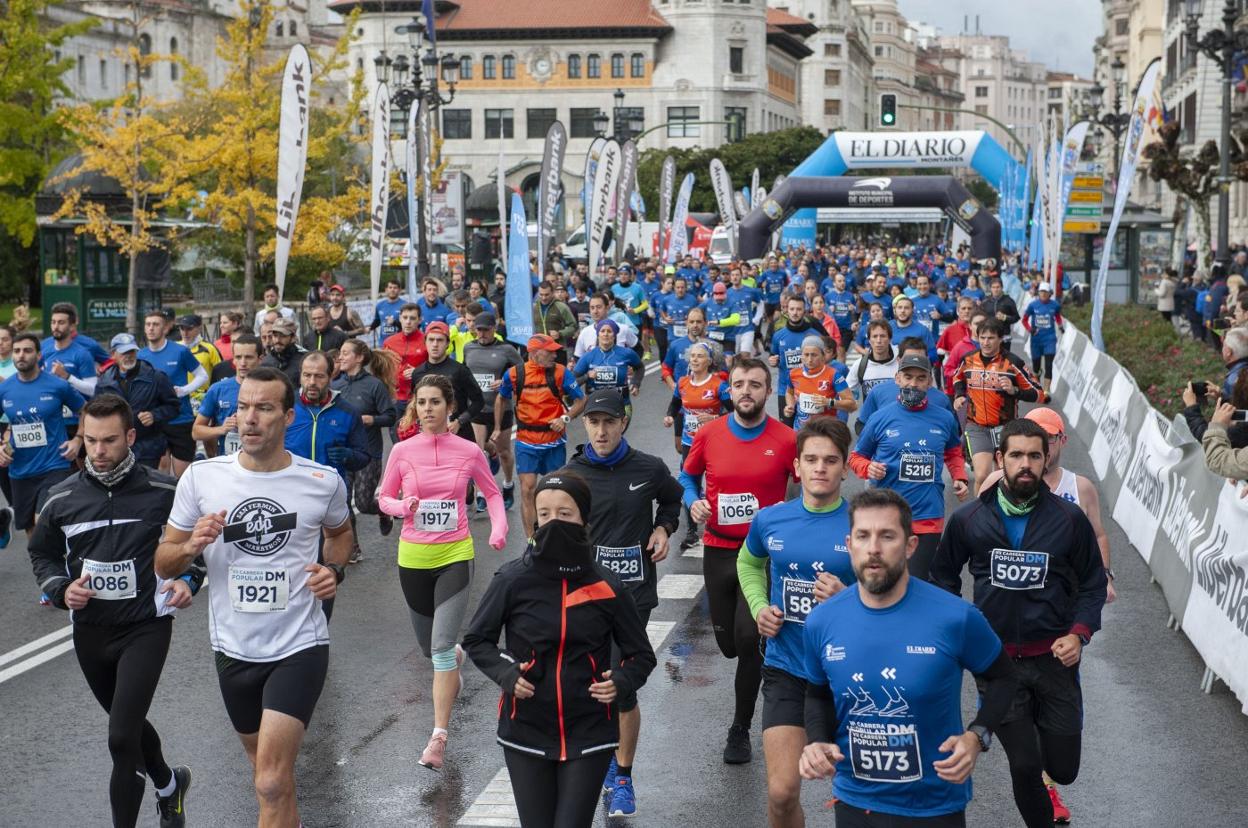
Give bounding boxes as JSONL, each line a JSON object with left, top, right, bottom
{"left": 879, "top": 93, "right": 897, "bottom": 128}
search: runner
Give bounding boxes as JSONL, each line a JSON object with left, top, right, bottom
{"left": 302, "top": 305, "right": 349, "bottom": 354}
{"left": 800, "top": 488, "right": 1018, "bottom": 828}
{"left": 563, "top": 388, "right": 683, "bottom": 817}
{"left": 408, "top": 322, "right": 485, "bottom": 442}
{"left": 702, "top": 282, "right": 741, "bottom": 363}
{"left": 930, "top": 418, "right": 1107, "bottom": 828}
{"left": 727, "top": 267, "right": 764, "bottom": 358}
{"left": 139, "top": 311, "right": 208, "bottom": 479}
{"left": 378, "top": 374, "right": 507, "bottom": 771}
{"left": 0, "top": 333, "right": 86, "bottom": 545}
{"left": 770, "top": 295, "right": 829, "bottom": 427}
{"left": 41, "top": 302, "right": 98, "bottom": 402}
{"left": 493, "top": 334, "right": 587, "bottom": 537}
{"left": 332, "top": 339, "right": 399, "bottom": 551}
{"left": 573, "top": 293, "right": 639, "bottom": 359}
{"left": 738, "top": 417, "right": 855, "bottom": 828}
{"left": 96, "top": 333, "right": 181, "bottom": 469}
{"left": 611, "top": 265, "right": 650, "bottom": 358}
{"left": 251, "top": 283, "right": 298, "bottom": 335}
{"left": 372, "top": 278, "right": 408, "bottom": 341}
{"left": 658, "top": 276, "right": 699, "bottom": 360}
{"left": 942, "top": 311, "right": 987, "bottom": 400}
{"left": 856, "top": 337, "right": 954, "bottom": 431}
{"left": 214, "top": 312, "right": 243, "bottom": 365}
{"left": 29, "top": 395, "right": 197, "bottom": 827}
{"left": 259, "top": 318, "right": 305, "bottom": 386}
{"left": 326, "top": 284, "right": 367, "bottom": 336}
{"left": 382, "top": 303, "right": 429, "bottom": 431}
{"left": 664, "top": 342, "right": 731, "bottom": 549}
{"left": 417, "top": 278, "right": 453, "bottom": 330}
{"left": 572, "top": 320, "right": 644, "bottom": 412}
{"left": 784, "top": 335, "right": 855, "bottom": 430}
{"left": 194, "top": 334, "right": 261, "bottom": 458}
{"left": 679, "top": 356, "right": 797, "bottom": 764}
{"left": 850, "top": 354, "right": 969, "bottom": 579}
{"left": 951, "top": 317, "right": 1041, "bottom": 487}
{"left": 156, "top": 366, "right": 354, "bottom": 828}
{"left": 1021, "top": 283, "right": 1065, "bottom": 395}
{"left": 980, "top": 277, "right": 1020, "bottom": 351}
{"left": 889, "top": 295, "right": 938, "bottom": 364}
{"left": 461, "top": 312, "right": 523, "bottom": 512}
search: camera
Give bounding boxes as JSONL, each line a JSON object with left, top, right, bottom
{"left": 1191, "top": 381, "right": 1209, "bottom": 399}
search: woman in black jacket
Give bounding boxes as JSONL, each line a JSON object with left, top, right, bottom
{"left": 464, "top": 472, "right": 656, "bottom": 828}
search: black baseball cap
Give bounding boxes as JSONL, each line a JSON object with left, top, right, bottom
{"left": 177, "top": 313, "right": 203, "bottom": 328}
{"left": 898, "top": 354, "right": 932, "bottom": 373}
{"left": 582, "top": 388, "right": 627, "bottom": 418}
{"left": 474, "top": 311, "right": 498, "bottom": 328}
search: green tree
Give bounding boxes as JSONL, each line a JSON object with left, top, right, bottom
{"left": 964, "top": 176, "right": 999, "bottom": 210}
{"left": 0, "top": 0, "right": 97, "bottom": 299}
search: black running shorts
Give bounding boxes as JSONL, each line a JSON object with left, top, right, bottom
{"left": 215, "top": 645, "right": 329, "bottom": 734}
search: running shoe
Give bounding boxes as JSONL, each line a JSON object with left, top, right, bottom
{"left": 723, "top": 724, "right": 752, "bottom": 764}
{"left": 0, "top": 505, "right": 12, "bottom": 549}
{"left": 476, "top": 494, "right": 487, "bottom": 514}
{"left": 155, "top": 765, "right": 191, "bottom": 828}
{"left": 349, "top": 546, "right": 363, "bottom": 564}
{"left": 602, "top": 756, "right": 619, "bottom": 794}
{"left": 418, "top": 732, "right": 448, "bottom": 771}
{"left": 38, "top": 593, "right": 51, "bottom": 607}
{"left": 502, "top": 483, "right": 515, "bottom": 510}
{"left": 608, "top": 776, "right": 637, "bottom": 817}
{"left": 489, "top": 453, "right": 501, "bottom": 476}
{"left": 1048, "top": 784, "right": 1071, "bottom": 824}
{"left": 379, "top": 514, "right": 393, "bottom": 536}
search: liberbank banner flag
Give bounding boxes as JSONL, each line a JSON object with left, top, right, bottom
{"left": 583, "top": 137, "right": 606, "bottom": 252}
{"left": 615, "top": 140, "right": 638, "bottom": 266}
{"left": 1092, "top": 58, "right": 1163, "bottom": 350}
{"left": 497, "top": 145, "right": 508, "bottom": 266}
{"left": 274, "top": 44, "right": 311, "bottom": 302}
{"left": 505, "top": 192, "right": 533, "bottom": 347}
{"left": 668, "top": 172, "right": 695, "bottom": 262}
{"left": 588, "top": 139, "right": 622, "bottom": 274}
{"left": 368, "top": 83, "right": 390, "bottom": 302}
{"left": 537, "top": 120, "right": 567, "bottom": 275}
{"left": 658, "top": 155, "right": 676, "bottom": 262}
{"left": 709, "top": 158, "right": 736, "bottom": 256}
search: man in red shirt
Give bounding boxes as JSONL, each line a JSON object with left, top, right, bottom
{"left": 943, "top": 310, "right": 987, "bottom": 400}
{"left": 382, "top": 303, "right": 428, "bottom": 424}
{"left": 935, "top": 295, "right": 976, "bottom": 389}
{"left": 679, "top": 355, "right": 796, "bottom": 767}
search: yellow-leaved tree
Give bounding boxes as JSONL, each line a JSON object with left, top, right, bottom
{"left": 168, "top": 0, "right": 368, "bottom": 312}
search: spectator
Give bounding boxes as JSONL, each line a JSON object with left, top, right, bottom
{"left": 1156, "top": 268, "right": 1177, "bottom": 323}
{"left": 215, "top": 311, "right": 244, "bottom": 362}
{"left": 1204, "top": 265, "right": 1230, "bottom": 346}
{"left": 531, "top": 279, "right": 578, "bottom": 357}
{"left": 252, "top": 282, "right": 297, "bottom": 335}
{"left": 1201, "top": 401, "right": 1248, "bottom": 481}
{"left": 1221, "top": 327, "right": 1248, "bottom": 399}
{"left": 260, "top": 317, "right": 305, "bottom": 385}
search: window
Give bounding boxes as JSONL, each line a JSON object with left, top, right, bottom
{"left": 77, "top": 54, "right": 85, "bottom": 85}
{"left": 527, "top": 108, "right": 557, "bottom": 138}
{"left": 824, "top": 43, "right": 841, "bottom": 57}
{"left": 568, "top": 54, "right": 581, "bottom": 78}
{"left": 169, "top": 37, "right": 179, "bottom": 80}
{"left": 974, "top": 104, "right": 988, "bottom": 115}
{"left": 138, "top": 33, "right": 152, "bottom": 78}
{"left": 443, "top": 108, "right": 472, "bottom": 139}
{"left": 587, "top": 53, "right": 601, "bottom": 78}
{"left": 276, "top": 21, "right": 284, "bottom": 37}
{"left": 874, "top": 45, "right": 884, "bottom": 57}
{"left": 824, "top": 99, "right": 841, "bottom": 116}
{"left": 570, "top": 108, "right": 599, "bottom": 138}
{"left": 485, "top": 108, "right": 514, "bottom": 139}
{"left": 631, "top": 53, "right": 645, "bottom": 77}
{"left": 611, "top": 53, "right": 624, "bottom": 78}
{"left": 825, "top": 68, "right": 841, "bottom": 86}
{"left": 99, "top": 59, "right": 107, "bottom": 87}
{"left": 1048, "top": 86, "right": 1061, "bottom": 99}
{"left": 730, "top": 46, "right": 744, "bottom": 74}
{"left": 976, "top": 67, "right": 985, "bottom": 76}
{"left": 290, "top": 21, "right": 297, "bottom": 36}
{"left": 667, "top": 105, "right": 700, "bottom": 138}
{"left": 502, "top": 54, "right": 515, "bottom": 79}
{"left": 874, "top": 21, "right": 884, "bottom": 32}
{"left": 975, "top": 85, "right": 988, "bottom": 98}
{"left": 1115, "top": 18, "right": 1129, "bottom": 36}
{"left": 460, "top": 55, "right": 473, "bottom": 79}
{"left": 483, "top": 55, "right": 496, "bottom": 79}
{"left": 725, "top": 106, "right": 747, "bottom": 141}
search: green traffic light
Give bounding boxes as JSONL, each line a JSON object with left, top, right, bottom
{"left": 883, "top": 114, "right": 895, "bottom": 124}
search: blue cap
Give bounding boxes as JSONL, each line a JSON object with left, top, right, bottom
{"left": 110, "top": 333, "right": 139, "bottom": 354}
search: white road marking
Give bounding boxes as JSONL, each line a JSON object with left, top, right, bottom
{"left": 457, "top": 767, "right": 521, "bottom": 827}
{"left": 0, "top": 640, "right": 76, "bottom": 685}
{"left": 646, "top": 620, "right": 676, "bottom": 651}
{"left": 0, "top": 624, "right": 73, "bottom": 669}
{"left": 656, "top": 574, "right": 704, "bottom": 600}
{"left": 682, "top": 543, "right": 704, "bottom": 558}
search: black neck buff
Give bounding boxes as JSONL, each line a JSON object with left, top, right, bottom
{"left": 528, "top": 472, "right": 595, "bottom": 578}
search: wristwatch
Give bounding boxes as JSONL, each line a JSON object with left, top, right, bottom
{"left": 968, "top": 725, "right": 991, "bottom": 752}
{"left": 1104, "top": 567, "right": 1115, "bottom": 581}
{"left": 327, "top": 563, "right": 346, "bottom": 584}
{"left": 560, "top": 414, "right": 571, "bottom": 424}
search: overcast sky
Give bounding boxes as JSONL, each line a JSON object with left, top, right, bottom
{"left": 898, "top": 0, "right": 1100, "bottom": 77}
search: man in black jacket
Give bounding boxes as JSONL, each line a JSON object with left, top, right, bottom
{"left": 260, "top": 318, "right": 305, "bottom": 386}
{"left": 930, "top": 418, "right": 1107, "bottom": 828}
{"left": 302, "top": 304, "right": 349, "bottom": 354}
{"left": 29, "top": 394, "right": 201, "bottom": 828}
{"left": 980, "top": 277, "right": 1021, "bottom": 348}
{"left": 95, "top": 333, "right": 182, "bottom": 468}
{"left": 562, "top": 388, "right": 682, "bottom": 818}
{"left": 410, "top": 322, "right": 484, "bottom": 442}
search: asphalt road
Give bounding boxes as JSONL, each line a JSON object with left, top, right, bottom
{"left": 3, "top": 361, "right": 1247, "bottom": 827}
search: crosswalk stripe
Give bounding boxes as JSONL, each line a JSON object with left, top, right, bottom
{"left": 655, "top": 574, "right": 704, "bottom": 600}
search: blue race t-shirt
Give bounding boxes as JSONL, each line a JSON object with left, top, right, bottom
{"left": 573, "top": 346, "right": 644, "bottom": 401}
{"left": 890, "top": 320, "right": 938, "bottom": 363}
{"left": 198, "top": 376, "right": 242, "bottom": 455}
{"left": 611, "top": 282, "right": 649, "bottom": 328}
{"left": 858, "top": 382, "right": 952, "bottom": 430}
{"left": 854, "top": 401, "right": 961, "bottom": 522}
{"left": 728, "top": 285, "right": 763, "bottom": 336}
{"left": 1024, "top": 298, "right": 1062, "bottom": 353}
{"left": 39, "top": 340, "right": 96, "bottom": 424}
{"left": 803, "top": 579, "right": 1003, "bottom": 818}
{"left": 0, "top": 371, "right": 85, "bottom": 479}
{"left": 771, "top": 326, "right": 812, "bottom": 395}
{"left": 374, "top": 297, "right": 407, "bottom": 339}
{"left": 663, "top": 294, "right": 700, "bottom": 339}
{"left": 911, "top": 294, "right": 945, "bottom": 339}
{"left": 744, "top": 497, "right": 854, "bottom": 679}
{"left": 138, "top": 340, "right": 201, "bottom": 424}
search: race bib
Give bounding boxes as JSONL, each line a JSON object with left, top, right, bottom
{"left": 898, "top": 452, "right": 936, "bottom": 483}
{"left": 834, "top": 301, "right": 851, "bottom": 317}
{"left": 223, "top": 430, "right": 242, "bottom": 455}
{"left": 417, "top": 499, "right": 459, "bottom": 532}
{"left": 81, "top": 558, "right": 137, "bottom": 600}
{"left": 781, "top": 577, "right": 816, "bottom": 624}
{"left": 784, "top": 349, "right": 803, "bottom": 369}
{"left": 12, "top": 421, "right": 47, "bottom": 448}
{"left": 229, "top": 566, "right": 289, "bottom": 613}
{"left": 717, "top": 492, "right": 759, "bottom": 526}
{"left": 848, "top": 722, "right": 922, "bottom": 783}
{"left": 190, "top": 396, "right": 202, "bottom": 416}
{"left": 592, "top": 365, "right": 619, "bottom": 386}
{"left": 797, "top": 393, "right": 825, "bottom": 415}
{"left": 683, "top": 412, "right": 705, "bottom": 439}
{"left": 673, "top": 324, "right": 688, "bottom": 339}
{"left": 474, "top": 372, "right": 496, "bottom": 392}
{"left": 595, "top": 545, "right": 644, "bottom": 583}
{"left": 708, "top": 329, "right": 726, "bottom": 342}
{"left": 1036, "top": 315, "right": 1052, "bottom": 329}
{"left": 989, "top": 548, "right": 1049, "bottom": 590}
{"left": 918, "top": 318, "right": 933, "bottom": 332}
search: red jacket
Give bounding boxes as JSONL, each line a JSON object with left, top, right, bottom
{"left": 383, "top": 329, "right": 428, "bottom": 401}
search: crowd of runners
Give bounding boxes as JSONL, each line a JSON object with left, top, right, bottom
{"left": 13, "top": 241, "right": 1109, "bottom": 827}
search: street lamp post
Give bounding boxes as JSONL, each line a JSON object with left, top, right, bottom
{"left": 1186, "top": 0, "right": 1248, "bottom": 273}
{"left": 377, "top": 17, "right": 459, "bottom": 279}
{"left": 1085, "top": 57, "right": 1131, "bottom": 181}
{"left": 593, "top": 88, "right": 645, "bottom": 142}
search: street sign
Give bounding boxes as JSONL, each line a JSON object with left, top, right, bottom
{"left": 1066, "top": 206, "right": 1102, "bottom": 216}
{"left": 1064, "top": 161, "right": 1103, "bottom": 235}
{"left": 1062, "top": 220, "right": 1102, "bottom": 234}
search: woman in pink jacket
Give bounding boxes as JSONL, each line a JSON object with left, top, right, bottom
{"left": 379, "top": 375, "right": 508, "bottom": 771}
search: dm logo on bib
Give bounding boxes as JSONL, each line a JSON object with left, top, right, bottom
{"left": 224, "top": 498, "right": 298, "bottom": 556}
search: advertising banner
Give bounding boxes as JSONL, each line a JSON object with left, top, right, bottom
{"left": 588, "top": 139, "right": 622, "bottom": 274}
{"left": 668, "top": 173, "right": 695, "bottom": 262}
{"left": 658, "top": 155, "right": 676, "bottom": 264}
{"left": 430, "top": 169, "right": 464, "bottom": 245}
{"left": 368, "top": 83, "right": 390, "bottom": 302}
{"left": 537, "top": 120, "right": 567, "bottom": 272}
{"left": 709, "top": 158, "right": 737, "bottom": 256}
{"left": 497, "top": 145, "right": 508, "bottom": 267}
{"left": 274, "top": 44, "right": 312, "bottom": 301}
{"left": 614, "top": 140, "right": 638, "bottom": 266}
{"left": 505, "top": 192, "right": 533, "bottom": 346}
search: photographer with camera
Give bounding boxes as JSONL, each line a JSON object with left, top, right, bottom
{"left": 1202, "top": 397, "right": 1248, "bottom": 484}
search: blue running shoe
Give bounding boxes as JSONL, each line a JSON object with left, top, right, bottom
{"left": 0, "top": 506, "right": 12, "bottom": 549}
{"left": 602, "top": 756, "right": 618, "bottom": 795}
{"left": 502, "top": 483, "right": 515, "bottom": 511}
{"left": 476, "top": 495, "right": 487, "bottom": 514}
{"left": 608, "top": 776, "right": 636, "bottom": 817}
{"left": 489, "top": 454, "right": 500, "bottom": 476}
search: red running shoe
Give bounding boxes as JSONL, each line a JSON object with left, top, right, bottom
{"left": 1048, "top": 784, "right": 1071, "bottom": 824}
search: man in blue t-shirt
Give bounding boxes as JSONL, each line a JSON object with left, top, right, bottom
{"left": 889, "top": 295, "right": 938, "bottom": 363}
{"left": 41, "top": 302, "right": 98, "bottom": 421}
{"left": 611, "top": 265, "right": 650, "bottom": 335}
{"left": 0, "top": 333, "right": 86, "bottom": 535}
{"left": 910, "top": 274, "right": 947, "bottom": 341}
{"left": 371, "top": 278, "right": 408, "bottom": 341}
{"left": 417, "top": 278, "right": 452, "bottom": 330}
{"left": 800, "top": 489, "right": 1016, "bottom": 826}
{"left": 192, "top": 334, "right": 262, "bottom": 456}
{"left": 139, "top": 310, "right": 208, "bottom": 478}
{"left": 738, "top": 417, "right": 856, "bottom": 827}
{"left": 769, "top": 295, "right": 824, "bottom": 426}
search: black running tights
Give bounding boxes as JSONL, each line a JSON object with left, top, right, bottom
{"left": 703, "top": 544, "right": 763, "bottom": 729}
{"left": 996, "top": 718, "right": 1082, "bottom": 828}
{"left": 73, "top": 617, "right": 175, "bottom": 828}
{"left": 503, "top": 748, "right": 613, "bottom": 828}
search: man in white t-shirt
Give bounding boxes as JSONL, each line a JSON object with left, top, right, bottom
{"left": 156, "top": 366, "right": 353, "bottom": 827}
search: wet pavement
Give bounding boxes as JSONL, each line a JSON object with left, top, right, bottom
{"left": 3, "top": 362, "right": 1247, "bottom": 827}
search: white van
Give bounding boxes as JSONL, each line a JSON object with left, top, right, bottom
{"left": 562, "top": 222, "right": 657, "bottom": 265}
{"left": 708, "top": 225, "right": 734, "bottom": 265}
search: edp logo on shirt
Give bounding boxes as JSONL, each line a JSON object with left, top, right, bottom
{"left": 224, "top": 498, "right": 298, "bottom": 556}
